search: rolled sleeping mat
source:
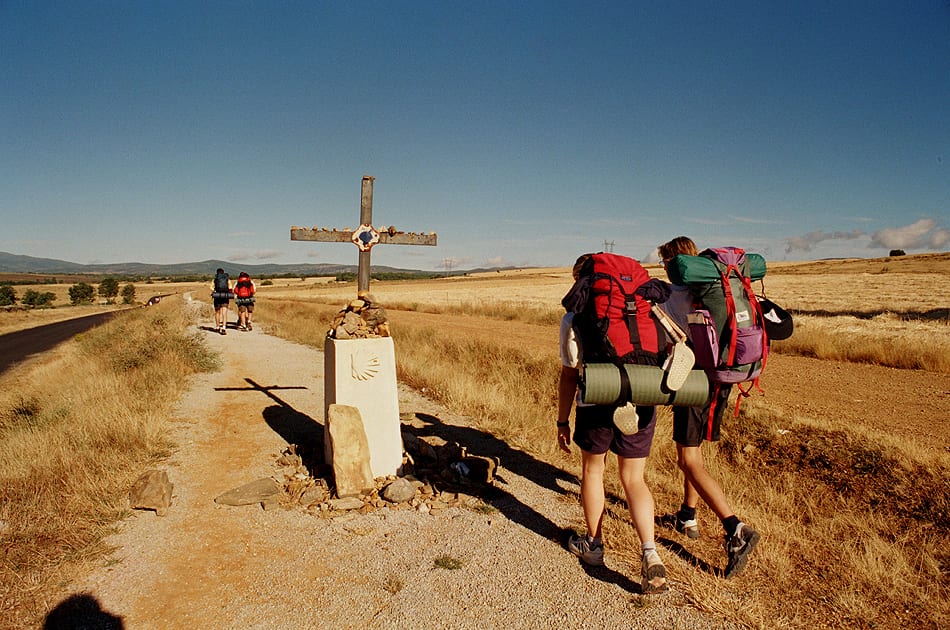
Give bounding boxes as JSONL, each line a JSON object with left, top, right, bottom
{"left": 581, "top": 363, "right": 711, "bottom": 407}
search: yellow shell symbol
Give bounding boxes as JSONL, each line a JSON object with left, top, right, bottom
{"left": 351, "top": 350, "right": 381, "bottom": 381}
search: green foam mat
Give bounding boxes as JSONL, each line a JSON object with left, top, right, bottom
{"left": 581, "top": 363, "right": 710, "bottom": 406}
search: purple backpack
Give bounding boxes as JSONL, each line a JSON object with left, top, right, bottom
{"left": 676, "top": 247, "right": 769, "bottom": 436}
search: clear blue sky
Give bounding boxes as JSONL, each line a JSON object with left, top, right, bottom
{"left": 2, "top": 1, "right": 948, "bottom": 270}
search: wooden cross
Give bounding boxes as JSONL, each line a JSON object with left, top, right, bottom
{"left": 291, "top": 175, "right": 438, "bottom": 293}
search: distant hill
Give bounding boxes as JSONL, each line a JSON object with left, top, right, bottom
{"left": 0, "top": 251, "right": 427, "bottom": 278}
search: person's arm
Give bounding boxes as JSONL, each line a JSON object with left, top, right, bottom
{"left": 556, "top": 365, "right": 577, "bottom": 453}
{"left": 557, "top": 314, "right": 580, "bottom": 453}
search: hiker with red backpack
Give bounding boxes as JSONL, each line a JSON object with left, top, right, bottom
{"left": 656, "top": 236, "right": 760, "bottom": 578}
{"left": 233, "top": 272, "right": 256, "bottom": 331}
{"left": 556, "top": 253, "right": 670, "bottom": 594}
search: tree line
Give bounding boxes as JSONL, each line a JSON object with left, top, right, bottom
{"left": 0, "top": 279, "right": 136, "bottom": 308}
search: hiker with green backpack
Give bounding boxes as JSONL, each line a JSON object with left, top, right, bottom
{"left": 656, "top": 236, "right": 761, "bottom": 578}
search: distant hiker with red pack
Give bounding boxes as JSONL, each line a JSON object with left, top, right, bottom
{"left": 656, "top": 236, "right": 760, "bottom": 578}
{"left": 234, "top": 272, "right": 256, "bottom": 331}
{"left": 556, "top": 252, "right": 669, "bottom": 594}
{"left": 210, "top": 268, "right": 232, "bottom": 336}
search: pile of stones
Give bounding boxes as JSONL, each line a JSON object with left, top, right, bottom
{"left": 135, "top": 428, "right": 500, "bottom": 518}
{"left": 328, "top": 292, "right": 390, "bottom": 339}
{"left": 275, "top": 428, "right": 499, "bottom": 517}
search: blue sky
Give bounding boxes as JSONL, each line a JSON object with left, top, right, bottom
{"left": 2, "top": 1, "right": 948, "bottom": 271}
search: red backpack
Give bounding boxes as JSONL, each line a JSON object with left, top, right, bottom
{"left": 234, "top": 276, "right": 255, "bottom": 299}
{"left": 562, "top": 253, "right": 667, "bottom": 367}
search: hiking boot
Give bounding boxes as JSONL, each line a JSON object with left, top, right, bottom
{"left": 219, "top": 327, "right": 226, "bottom": 335}
{"left": 724, "top": 523, "right": 760, "bottom": 578}
{"left": 568, "top": 534, "right": 604, "bottom": 566}
{"left": 641, "top": 548, "right": 669, "bottom": 594}
{"left": 612, "top": 403, "right": 639, "bottom": 435}
{"left": 247, "top": 322, "right": 252, "bottom": 331}
{"left": 658, "top": 513, "right": 700, "bottom": 539}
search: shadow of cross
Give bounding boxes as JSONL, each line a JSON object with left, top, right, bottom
{"left": 290, "top": 175, "right": 437, "bottom": 293}
{"left": 214, "top": 377, "right": 308, "bottom": 408}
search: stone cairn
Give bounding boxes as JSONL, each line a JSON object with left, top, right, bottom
{"left": 257, "top": 412, "right": 500, "bottom": 518}
{"left": 328, "top": 291, "right": 391, "bottom": 339}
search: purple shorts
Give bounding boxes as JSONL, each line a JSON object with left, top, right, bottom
{"left": 573, "top": 404, "right": 657, "bottom": 459}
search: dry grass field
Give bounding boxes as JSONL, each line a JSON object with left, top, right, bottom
{"left": 1, "top": 252, "right": 947, "bottom": 628}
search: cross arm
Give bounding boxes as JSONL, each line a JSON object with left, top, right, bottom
{"left": 291, "top": 226, "right": 437, "bottom": 246}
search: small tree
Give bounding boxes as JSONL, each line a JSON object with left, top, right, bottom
{"left": 22, "top": 289, "right": 55, "bottom": 307}
{"left": 69, "top": 282, "right": 96, "bottom": 305}
{"left": 0, "top": 285, "right": 17, "bottom": 306}
{"left": 98, "top": 277, "right": 120, "bottom": 303}
{"left": 121, "top": 283, "right": 136, "bottom": 304}
{"left": 889, "top": 249, "right": 906, "bottom": 257}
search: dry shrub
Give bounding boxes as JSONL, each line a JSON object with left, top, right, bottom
{"left": 698, "top": 402, "right": 950, "bottom": 628}
{"left": 0, "top": 299, "right": 217, "bottom": 627}
{"left": 391, "top": 324, "right": 559, "bottom": 451}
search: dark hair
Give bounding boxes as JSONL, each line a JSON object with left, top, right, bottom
{"left": 216, "top": 268, "right": 224, "bottom": 274}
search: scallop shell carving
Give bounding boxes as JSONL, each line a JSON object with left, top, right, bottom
{"left": 351, "top": 350, "right": 381, "bottom": 381}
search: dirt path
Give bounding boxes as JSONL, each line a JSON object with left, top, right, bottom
{"left": 65, "top": 317, "right": 738, "bottom": 630}
{"left": 755, "top": 353, "right": 950, "bottom": 453}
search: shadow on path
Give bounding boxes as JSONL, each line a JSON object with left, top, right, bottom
{"left": 214, "top": 377, "right": 324, "bottom": 471}
{"left": 405, "top": 411, "right": 579, "bottom": 550}
{"left": 656, "top": 533, "right": 721, "bottom": 577}
{"left": 43, "top": 593, "right": 124, "bottom": 630}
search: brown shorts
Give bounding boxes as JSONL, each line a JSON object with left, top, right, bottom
{"left": 573, "top": 404, "right": 657, "bottom": 459}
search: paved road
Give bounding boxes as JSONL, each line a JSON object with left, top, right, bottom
{"left": 0, "top": 311, "right": 122, "bottom": 374}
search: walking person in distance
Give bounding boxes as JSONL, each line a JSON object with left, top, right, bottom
{"left": 233, "top": 272, "right": 256, "bottom": 331}
{"left": 211, "top": 268, "right": 231, "bottom": 335}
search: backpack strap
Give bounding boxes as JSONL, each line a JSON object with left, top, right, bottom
{"left": 707, "top": 383, "right": 721, "bottom": 441}
{"left": 717, "top": 265, "right": 740, "bottom": 366}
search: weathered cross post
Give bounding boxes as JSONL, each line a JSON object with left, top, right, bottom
{"left": 290, "top": 175, "right": 437, "bottom": 294}
{"left": 290, "top": 176, "right": 437, "bottom": 479}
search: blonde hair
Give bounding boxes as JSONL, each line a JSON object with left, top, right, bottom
{"left": 658, "top": 236, "right": 698, "bottom": 261}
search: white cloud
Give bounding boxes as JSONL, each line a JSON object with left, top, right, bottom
{"left": 869, "top": 218, "right": 947, "bottom": 251}
{"left": 784, "top": 229, "right": 864, "bottom": 253}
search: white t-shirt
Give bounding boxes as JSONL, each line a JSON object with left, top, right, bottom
{"left": 559, "top": 312, "right": 580, "bottom": 369}
{"left": 559, "top": 313, "right": 592, "bottom": 407}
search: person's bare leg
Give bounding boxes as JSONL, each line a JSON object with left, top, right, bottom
{"left": 677, "top": 444, "right": 733, "bottom": 519}
{"left": 580, "top": 450, "right": 607, "bottom": 538}
{"left": 618, "top": 456, "right": 655, "bottom": 544}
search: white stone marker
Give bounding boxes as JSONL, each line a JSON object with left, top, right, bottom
{"left": 324, "top": 337, "right": 403, "bottom": 478}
